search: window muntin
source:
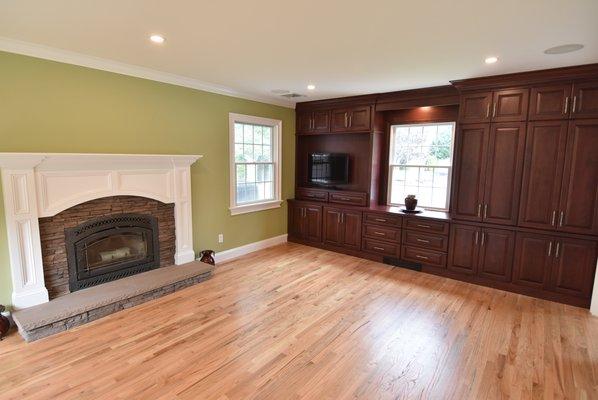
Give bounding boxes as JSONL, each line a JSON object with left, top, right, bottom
{"left": 388, "top": 122, "right": 455, "bottom": 211}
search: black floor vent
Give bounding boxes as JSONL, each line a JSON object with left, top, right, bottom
{"left": 382, "top": 257, "right": 423, "bottom": 272}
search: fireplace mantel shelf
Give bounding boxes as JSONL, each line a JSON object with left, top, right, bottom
{"left": 0, "top": 152, "right": 202, "bottom": 309}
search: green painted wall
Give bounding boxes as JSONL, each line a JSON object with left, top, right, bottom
{"left": 0, "top": 51, "right": 295, "bottom": 308}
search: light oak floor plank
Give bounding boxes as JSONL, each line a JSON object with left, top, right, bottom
{"left": 0, "top": 243, "right": 596, "bottom": 399}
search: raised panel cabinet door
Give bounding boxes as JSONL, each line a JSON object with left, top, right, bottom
{"left": 323, "top": 207, "right": 343, "bottom": 245}
{"left": 331, "top": 109, "right": 350, "bottom": 132}
{"left": 518, "top": 121, "right": 568, "bottom": 230}
{"left": 297, "top": 112, "right": 313, "bottom": 134}
{"left": 557, "top": 120, "right": 598, "bottom": 235}
{"left": 459, "top": 92, "right": 492, "bottom": 123}
{"left": 572, "top": 80, "right": 598, "bottom": 118}
{"left": 447, "top": 224, "right": 480, "bottom": 275}
{"left": 491, "top": 89, "right": 529, "bottom": 122}
{"left": 347, "top": 106, "right": 371, "bottom": 132}
{"left": 528, "top": 84, "right": 572, "bottom": 120}
{"left": 312, "top": 110, "right": 331, "bottom": 133}
{"left": 304, "top": 206, "right": 323, "bottom": 242}
{"left": 482, "top": 122, "right": 526, "bottom": 225}
{"left": 341, "top": 210, "right": 362, "bottom": 250}
{"left": 451, "top": 124, "right": 489, "bottom": 221}
{"left": 289, "top": 204, "right": 306, "bottom": 238}
{"left": 477, "top": 228, "right": 515, "bottom": 282}
{"left": 512, "top": 232, "right": 552, "bottom": 289}
{"left": 549, "top": 238, "right": 597, "bottom": 298}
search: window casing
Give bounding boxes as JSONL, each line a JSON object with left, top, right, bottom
{"left": 229, "top": 113, "right": 282, "bottom": 215}
{"left": 387, "top": 122, "right": 455, "bottom": 211}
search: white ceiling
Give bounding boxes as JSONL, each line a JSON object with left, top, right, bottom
{"left": 1, "top": 0, "right": 597, "bottom": 107}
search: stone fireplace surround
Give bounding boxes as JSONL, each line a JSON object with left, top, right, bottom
{"left": 0, "top": 153, "right": 202, "bottom": 309}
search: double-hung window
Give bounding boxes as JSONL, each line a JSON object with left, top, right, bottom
{"left": 387, "top": 122, "right": 455, "bottom": 211}
{"left": 229, "top": 113, "right": 282, "bottom": 215}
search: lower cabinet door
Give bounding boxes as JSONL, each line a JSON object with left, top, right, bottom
{"left": 341, "top": 210, "right": 362, "bottom": 250}
{"left": 549, "top": 237, "right": 597, "bottom": 298}
{"left": 323, "top": 207, "right": 343, "bottom": 246}
{"left": 448, "top": 224, "right": 480, "bottom": 275}
{"left": 477, "top": 228, "right": 515, "bottom": 282}
{"left": 304, "top": 206, "right": 322, "bottom": 242}
{"left": 289, "top": 204, "right": 305, "bottom": 238}
{"left": 512, "top": 232, "right": 553, "bottom": 290}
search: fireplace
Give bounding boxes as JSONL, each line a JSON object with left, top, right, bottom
{"left": 65, "top": 213, "right": 160, "bottom": 292}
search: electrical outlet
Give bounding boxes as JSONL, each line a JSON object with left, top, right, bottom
{"left": 218, "top": 234, "right": 224, "bottom": 243}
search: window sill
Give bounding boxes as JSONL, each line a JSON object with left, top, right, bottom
{"left": 229, "top": 200, "right": 283, "bottom": 216}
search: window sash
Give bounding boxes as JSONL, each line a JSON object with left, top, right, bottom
{"left": 234, "top": 161, "right": 275, "bottom": 205}
{"left": 387, "top": 122, "right": 455, "bottom": 211}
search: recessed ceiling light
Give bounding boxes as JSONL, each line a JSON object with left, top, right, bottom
{"left": 149, "top": 34, "right": 165, "bottom": 44}
{"left": 485, "top": 56, "right": 498, "bottom": 64}
{"left": 544, "top": 44, "right": 584, "bottom": 55}
{"left": 307, "top": 84, "right": 316, "bottom": 90}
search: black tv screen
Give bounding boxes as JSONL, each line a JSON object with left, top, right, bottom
{"left": 308, "top": 153, "right": 349, "bottom": 185}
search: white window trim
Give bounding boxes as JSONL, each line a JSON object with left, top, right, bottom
{"left": 229, "top": 113, "right": 282, "bottom": 216}
{"left": 387, "top": 121, "right": 456, "bottom": 212}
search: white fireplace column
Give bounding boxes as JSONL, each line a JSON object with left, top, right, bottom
{"left": 0, "top": 153, "right": 202, "bottom": 309}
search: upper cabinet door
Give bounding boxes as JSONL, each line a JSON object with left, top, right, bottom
{"left": 312, "top": 110, "right": 331, "bottom": 133}
{"left": 557, "top": 120, "right": 598, "bottom": 235}
{"left": 518, "top": 121, "right": 568, "bottom": 230}
{"left": 447, "top": 224, "right": 480, "bottom": 275}
{"left": 482, "top": 122, "right": 526, "bottom": 225}
{"left": 296, "top": 111, "right": 313, "bottom": 134}
{"left": 459, "top": 92, "right": 492, "bottom": 123}
{"left": 347, "top": 106, "right": 371, "bottom": 132}
{"left": 491, "top": 89, "right": 529, "bottom": 122}
{"left": 529, "top": 84, "right": 573, "bottom": 120}
{"left": 331, "top": 109, "right": 350, "bottom": 132}
{"left": 451, "top": 124, "right": 489, "bottom": 221}
{"left": 477, "top": 228, "right": 515, "bottom": 282}
{"left": 572, "top": 81, "right": 598, "bottom": 119}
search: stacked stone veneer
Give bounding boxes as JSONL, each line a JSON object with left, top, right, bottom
{"left": 39, "top": 196, "right": 175, "bottom": 299}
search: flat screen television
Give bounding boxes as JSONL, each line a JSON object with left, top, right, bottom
{"left": 308, "top": 153, "right": 349, "bottom": 186}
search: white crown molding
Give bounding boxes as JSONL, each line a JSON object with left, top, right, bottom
{"left": 0, "top": 37, "right": 295, "bottom": 109}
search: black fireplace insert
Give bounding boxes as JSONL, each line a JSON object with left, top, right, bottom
{"left": 65, "top": 213, "right": 160, "bottom": 292}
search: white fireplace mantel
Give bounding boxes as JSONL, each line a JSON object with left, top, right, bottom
{"left": 0, "top": 153, "right": 202, "bottom": 309}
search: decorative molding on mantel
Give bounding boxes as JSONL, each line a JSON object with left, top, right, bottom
{"left": 0, "top": 152, "right": 202, "bottom": 309}
{"left": 0, "top": 37, "right": 295, "bottom": 109}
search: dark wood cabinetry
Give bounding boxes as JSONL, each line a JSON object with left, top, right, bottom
{"left": 297, "top": 110, "right": 331, "bottom": 134}
{"left": 458, "top": 89, "right": 528, "bottom": 123}
{"left": 448, "top": 224, "right": 514, "bottom": 282}
{"left": 452, "top": 122, "right": 525, "bottom": 225}
{"left": 519, "top": 119, "right": 598, "bottom": 235}
{"left": 288, "top": 201, "right": 322, "bottom": 243}
{"left": 323, "top": 206, "right": 362, "bottom": 250}
{"left": 529, "top": 84, "right": 572, "bottom": 120}
{"left": 331, "top": 106, "right": 372, "bottom": 132}
{"left": 458, "top": 92, "right": 492, "bottom": 123}
{"left": 513, "top": 232, "right": 597, "bottom": 299}
{"left": 572, "top": 81, "right": 598, "bottom": 118}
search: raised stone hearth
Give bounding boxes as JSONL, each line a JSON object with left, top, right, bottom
{"left": 13, "top": 260, "right": 214, "bottom": 342}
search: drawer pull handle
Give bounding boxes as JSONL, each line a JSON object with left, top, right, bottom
{"left": 416, "top": 239, "right": 430, "bottom": 243}
{"left": 337, "top": 197, "right": 351, "bottom": 201}
{"left": 375, "top": 218, "right": 387, "bottom": 222}
{"left": 417, "top": 224, "right": 431, "bottom": 228}
{"left": 374, "top": 232, "right": 385, "bottom": 236}
{"left": 373, "top": 246, "right": 385, "bottom": 251}
{"left": 416, "top": 255, "right": 429, "bottom": 260}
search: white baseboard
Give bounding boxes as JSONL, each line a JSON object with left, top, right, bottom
{"left": 213, "top": 234, "right": 288, "bottom": 264}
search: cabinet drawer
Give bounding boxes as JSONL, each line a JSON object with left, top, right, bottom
{"left": 363, "top": 212, "right": 401, "bottom": 227}
{"left": 402, "top": 230, "right": 448, "bottom": 252}
{"left": 403, "top": 218, "right": 449, "bottom": 235}
{"left": 363, "top": 238, "right": 400, "bottom": 257}
{"left": 401, "top": 246, "right": 447, "bottom": 268}
{"left": 296, "top": 187, "right": 328, "bottom": 202}
{"left": 329, "top": 191, "right": 367, "bottom": 206}
{"left": 363, "top": 224, "right": 401, "bottom": 242}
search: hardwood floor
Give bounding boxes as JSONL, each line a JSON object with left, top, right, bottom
{"left": 1, "top": 242, "right": 597, "bottom": 399}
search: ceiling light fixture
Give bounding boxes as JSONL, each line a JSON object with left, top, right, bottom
{"left": 150, "top": 34, "right": 165, "bottom": 44}
{"left": 544, "top": 44, "right": 584, "bottom": 55}
{"left": 307, "top": 84, "right": 316, "bottom": 90}
{"left": 485, "top": 56, "right": 498, "bottom": 64}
